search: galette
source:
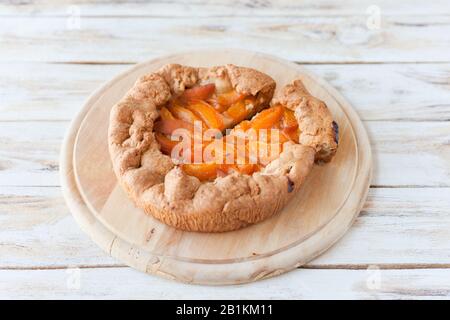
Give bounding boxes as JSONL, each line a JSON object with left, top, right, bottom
{"left": 108, "top": 64, "right": 338, "bottom": 232}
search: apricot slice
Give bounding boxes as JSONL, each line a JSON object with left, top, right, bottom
{"left": 206, "top": 97, "right": 229, "bottom": 113}
{"left": 168, "top": 105, "right": 203, "bottom": 126}
{"left": 235, "top": 163, "right": 258, "bottom": 175}
{"left": 182, "top": 84, "right": 215, "bottom": 101}
{"left": 154, "top": 119, "right": 194, "bottom": 136}
{"left": 281, "top": 107, "right": 298, "bottom": 130}
{"left": 182, "top": 163, "right": 219, "bottom": 181}
{"left": 282, "top": 127, "right": 299, "bottom": 143}
{"left": 187, "top": 101, "right": 224, "bottom": 131}
{"left": 233, "top": 120, "right": 251, "bottom": 132}
{"left": 278, "top": 107, "right": 299, "bottom": 142}
{"left": 155, "top": 133, "right": 179, "bottom": 154}
{"left": 217, "top": 90, "right": 245, "bottom": 106}
{"left": 225, "top": 100, "right": 248, "bottom": 123}
{"left": 250, "top": 105, "right": 283, "bottom": 130}
{"left": 162, "top": 139, "right": 202, "bottom": 164}
{"left": 159, "top": 107, "right": 175, "bottom": 120}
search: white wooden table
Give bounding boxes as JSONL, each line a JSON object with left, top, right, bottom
{"left": 1, "top": 0, "right": 450, "bottom": 299}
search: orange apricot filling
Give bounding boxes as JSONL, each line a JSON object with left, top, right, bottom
{"left": 250, "top": 104, "right": 283, "bottom": 130}
{"left": 186, "top": 100, "right": 225, "bottom": 131}
{"left": 154, "top": 83, "right": 300, "bottom": 181}
{"left": 168, "top": 104, "right": 202, "bottom": 125}
{"left": 181, "top": 163, "right": 221, "bottom": 181}
{"left": 181, "top": 83, "right": 216, "bottom": 102}
{"left": 154, "top": 118, "right": 194, "bottom": 136}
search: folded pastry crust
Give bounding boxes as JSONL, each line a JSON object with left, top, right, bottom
{"left": 108, "top": 64, "right": 338, "bottom": 232}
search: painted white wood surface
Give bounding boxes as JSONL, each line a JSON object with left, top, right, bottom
{"left": 0, "top": 0, "right": 449, "bottom": 298}
{"left": 2, "top": 63, "right": 450, "bottom": 122}
{"left": 2, "top": 0, "right": 450, "bottom": 16}
{"left": 1, "top": 15, "right": 449, "bottom": 63}
{"left": 1, "top": 267, "right": 450, "bottom": 300}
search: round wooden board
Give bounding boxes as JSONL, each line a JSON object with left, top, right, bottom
{"left": 61, "top": 49, "right": 372, "bottom": 285}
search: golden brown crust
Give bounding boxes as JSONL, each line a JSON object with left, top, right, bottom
{"left": 272, "top": 80, "right": 338, "bottom": 163}
{"left": 108, "top": 64, "right": 337, "bottom": 232}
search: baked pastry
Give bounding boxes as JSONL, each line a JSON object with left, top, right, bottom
{"left": 108, "top": 64, "right": 338, "bottom": 232}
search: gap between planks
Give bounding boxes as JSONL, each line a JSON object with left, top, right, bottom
{"left": 3, "top": 264, "right": 450, "bottom": 271}
{"left": 24, "top": 60, "right": 450, "bottom": 66}
{"left": 4, "top": 13, "right": 447, "bottom": 19}
{"left": 3, "top": 14, "right": 427, "bottom": 19}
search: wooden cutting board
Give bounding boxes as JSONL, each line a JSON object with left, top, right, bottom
{"left": 61, "top": 49, "right": 372, "bottom": 285}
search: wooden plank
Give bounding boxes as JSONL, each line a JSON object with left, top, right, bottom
{"left": 0, "top": 63, "right": 120, "bottom": 122}
{"left": 368, "top": 121, "right": 450, "bottom": 187}
{"left": 1, "top": 266, "right": 450, "bottom": 299}
{"left": 2, "top": 62, "right": 450, "bottom": 122}
{"left": 0, "top": 121, "right": 64, "bottom": 187}
{"left": 0, "top": 121, "right": 449, "bottom": 187}
{"left": 0, "top": 186, "right": 118, "bottom": 268}
{"left": 1, "top": 15, "right": 449, "bottom": 63}
{"left": 1, "top": 187, "right": 449, "bottom": 269}
{"left": 0, "top": 63, "right": 118, "bottom": 122}
{"left": 1, "top": 0, "right": 450, "bottom": 17}
{"left": 313, "top": 187, "right": 450, "bottom": 266}
{"left": 315, "top": 64, "right": 450, "bottom": 121}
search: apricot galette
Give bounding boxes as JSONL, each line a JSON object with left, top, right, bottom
{"left": 108, "top": 64, "right": 338, "bottom": 232}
